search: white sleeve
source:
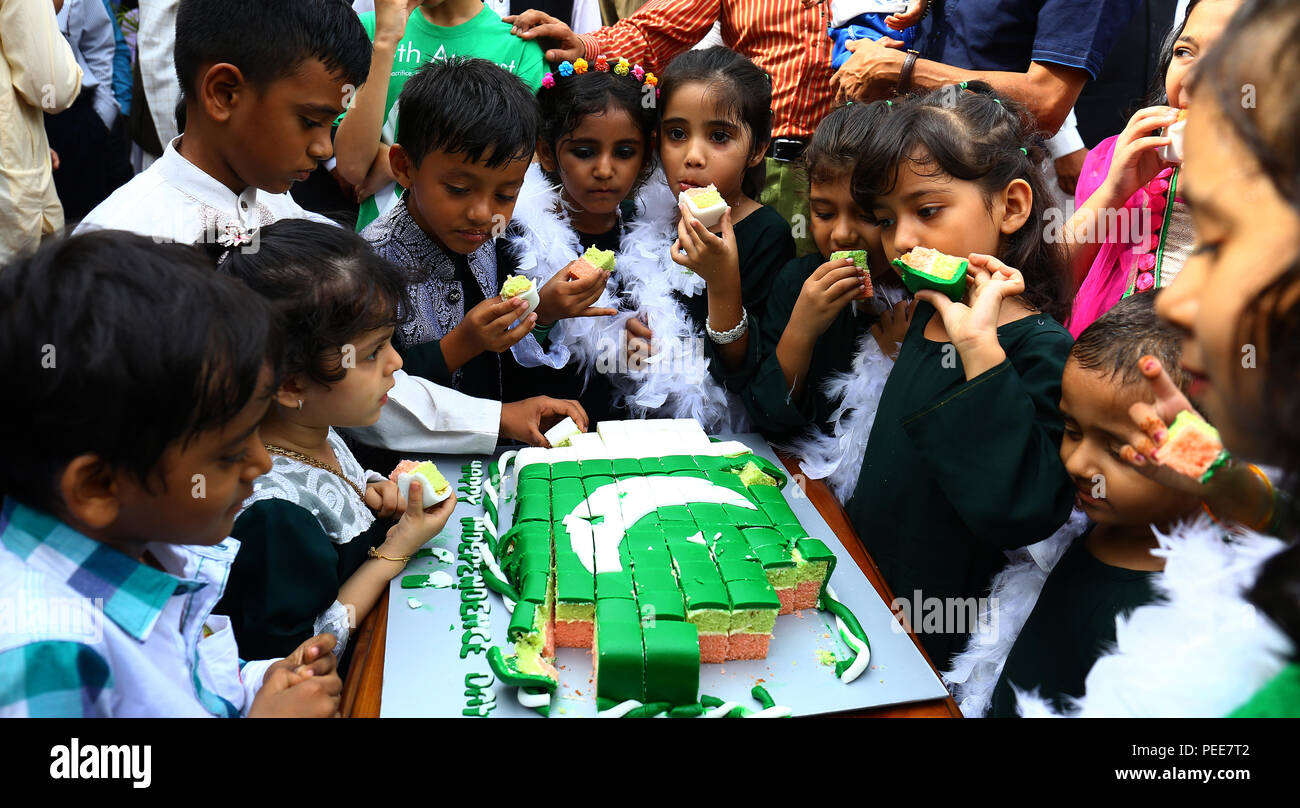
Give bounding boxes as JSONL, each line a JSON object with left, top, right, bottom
{"left": 509, "top": 332, "right": 571, "bottom": 369}
{"left": 342, "top": 369, "right": 501, "bottom": 455}
{"left": 238, "top": 657, "right": 278, "bottom": 712}
{"left": 1044, "top": 108, "right": 1084, "bottom": 159}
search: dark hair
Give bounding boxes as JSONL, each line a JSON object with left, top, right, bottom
{"left": 800, "top": 102, "right": 890, "bottom": 187}
{"left": 1193, "top": 0, "right": 1300, "bottom": 654}
{"left": 1070, "top": 292, "right": 1188, "bottom": 393}
{"left": 175, "top": 0, "right": 370, "bottom": 98}
{"left": 1145, "top": 0, "right": 1206, "bottom": 106}
{"left": 396, "top": 57, "right": 540, "bottom": 168}
{"left": 851, "top": 83, "right": 1072, "bottom": 324}
{"left": 219, "top": 220, "right": 414, "bottom": 387}
{"left": 0, "top": 232, "right": 280, "bottom": 515}
{"left": 538, "top": 68, "right": 658, "bottom": 191}
{"left": 658, "top": 47, "right": 773, "bottom": 199}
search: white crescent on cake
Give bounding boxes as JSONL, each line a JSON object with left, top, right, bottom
{"left": 500, "top": 274, "right": 540, "bottom": 318}
{"left": 389, "top": 460, "right": 453, "bottom": 504}
{"left": 678, "top": 184, "right": 729, "bottom": 229}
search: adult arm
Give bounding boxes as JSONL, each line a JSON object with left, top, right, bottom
{"left": 507, "top": 0, "right": 720, "bottom": 71}
{"left": 3, "top": 0, "right": 82, "bottom": 113}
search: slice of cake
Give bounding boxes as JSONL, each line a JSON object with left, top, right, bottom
{"left": 388, "top": 460, "right": 452, "bottom": 505}
{"left": 678, "top": 184, "right": 728, "bottom": 229}
{"left": 1159, "top": 109, "right": 1188, "bottom": 165}
{"left": 1157, "top": 410, "right": 1229, "bottom": 483}
{"left": 500, "top": 274, "right": 540, "bottom": 317}
{"left": 892, "top": 246, "right": 969, "bottom": 301}
{"left": 830, "top": 249, "right": 874, "bottom": 300}
{"left": 543, "top": 416, "right": 582, "bottom": 448}
{"left": 582, "top": 245, "right": 616, "bottom": 274}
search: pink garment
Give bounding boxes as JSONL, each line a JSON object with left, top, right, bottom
{"left": 1068, "top": 135, "right": 1178, "bottom": 337}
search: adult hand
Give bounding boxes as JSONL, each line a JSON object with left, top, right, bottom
{"left": 505, "top": 10, "right": 585, "bottom": 64}
{"left": 830, "top": 37, "right": 907, "bottom": 105}
{"left": 500, "top": 397, "right": 589, "bottom": 446}
{"left": 1054, "top": 148, "right": 1087, "bottom": 196}
{"left": 1099, "top": 106, "right": 1178, "bottom": 208}
{"left": 49, "top": 148, "right": 60, "bottom": 171}
{"left": 886, "top": 0, "right": 929, "bottom": 30}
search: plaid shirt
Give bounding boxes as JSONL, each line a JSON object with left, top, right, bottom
{"left": 0, "top": 501, "right": 275, "bottom": 717}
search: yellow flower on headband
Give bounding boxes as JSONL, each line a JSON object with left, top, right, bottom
{"left": 574, "top": 58, "right": 588, "bottom": 74}
{"left": 614, "top": 57, "right": 630, "bottom": 76}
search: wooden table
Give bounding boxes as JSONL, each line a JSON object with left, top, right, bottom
{"left": 342, "top": 453, "right": 962, "bottom": 718}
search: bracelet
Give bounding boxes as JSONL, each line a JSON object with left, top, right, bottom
{"left": 705, "top": 307, "right": 748, "bottom": 344}
{"left": 896, "top": 50, "right": 920, "bottom": 97}
{"left": 1200, "top": 463, "right": 1276, "bottom": 533}
{"left": 368, "top": 547, "right": 412, "bottom": 563}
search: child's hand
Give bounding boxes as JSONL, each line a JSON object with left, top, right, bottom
{"left": 382, "top": 480, "right": 457, "bottom": 557}
{"left": 788, "top": 257, "right": 866, "bottom": 341}
{"left": 625, "top": 315, "right": 654, "bottom": 370}
{"left": 535, "top": 261, "right": 617, "bottom": 325}
{"left": 265, "top": 633, "right": 339, "bottom": 682}
{"left": 915, "top": 254, "right": 1023, "bottom": 379}
{"left": 886, "top": 0, "right": 929, "bottom": 30}
{"left": 870, "top": 299, "right": 918, "bottom": 360}
{"left": 500, "top": 397, "right": 588, "bottom": 446}
{"left": 1118, "top": 355, "right": 1212, "bottom": 494}
{"left": 1100, "top": 106, "right": 1180, "bottom": 206}
{"left": 364, "top": 479, "right": 404, "bottom": 519}
{"left": 457, "top": 296, "right": 537, "bottom": 354}
{"left": 672, "top": 205, "right": 741, "bottom": 288}
{"left": 374, "top": 0, "right": 423, "bottom": 48}
{"left": 248, "top": 664, "right": 342, "bottom": 718}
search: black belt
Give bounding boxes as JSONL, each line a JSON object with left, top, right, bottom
{"left": 768, "top": 137, "right": 807, "bottom": 163}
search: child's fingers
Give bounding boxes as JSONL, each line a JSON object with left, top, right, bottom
{"left": 577, "top": 306, "right": 619, "bottom": 318}
{"left": 828, "top": 275, "right": 865, "bottom": 302}
{"left": 913, "top": 289, "right": 954, "bottom": 316}
{"left": 670, "top": 238, "right": 694, "bottom": 268}
{"left": 1137, "top": 354, "right": 1197, "bottom": 424}
{"left": 1127, "top": 400, "right": 1167, "bottom": 460}
{"left": 626, "top": 316, "right": 653, "bottom": 339}
{"left": 501, "top": 314, "right": 537, "bottom": 346}
{"left": 407, "top": 479, "right": 425, "bottom": 512}
{"left": 813, "top": 257, "right": 856, "bottom": 280}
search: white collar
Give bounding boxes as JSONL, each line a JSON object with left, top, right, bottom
{"left": 157, "top": 136, "right": 264, "bottom": 229}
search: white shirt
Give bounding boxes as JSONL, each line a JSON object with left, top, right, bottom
{"left": 136, "top": 0, "right": 180, "bottom": 153}
{"left": 75, "top": 136, "right": 334, "bottom": 241}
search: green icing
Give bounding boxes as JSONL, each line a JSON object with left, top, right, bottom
{"left": 642, "top": 621, "right": 700, "bottom": 705}
{"left": 683, "top": 583, "right": 729, "bottom": 611}
{"left": 629, "top": 546, "right": 673, "bottom": 569}
{"left": 759, "top": 498, "right": 800, "bottom": 526}
{"left": 578, "top": 458, "right": 614, "bottom": 477}
{"left": 637, "top": 588, "right": 686, "bottom": 622}
{"left": 752, "top": 542, "right": 794, "bottom": 569}
{"left": 517, "top": 464, "right": 550, "bottom": 483}
{"left": 776, "top": 523, "right": 810, "bottom": 543}
{"left": 554, "top": 563, "right": 594, "bottom": 603}
{"left": 717, "top": 556, "right": 766, "bottom": 582}
{"left": 748, "top": 484, "right": 787, "bottom": 505}
{"left": 550, "top": 461, "right": 582, "bottom": 479}
{"left": 581, "top": 475, "right": 615, "bottom": 494}
{"left": 595, "top": 570, "right": 636, "bottom": 599}
{"left": 633, "top": 567, "right": 679, "bottom": 592}
{"left": 724, "top": 503, "right": 770, "bottom": 527}
{"left": 743, "top": 527, "right": 786, "bottom": 548}
{"left": 519, "top": 571, "right": 549, "bottom": 604}
{"left": 687, "top": 502, "right": 728, "bottom": 525}
{"left": 508, "top": 601, "right": 537, "bottom": 640}
{"left": 595, "top": 619, "right": 645, "bottom": 703}
{"left": 637, "top": 457, "right": 667, "bottom": 474}
{"left": 611, "top": 458, "right": 644, "bottom": 476}
{"left": 596, "top": 598, "right": 640, "bottom": 625}
{"left": 725, "top": 577, "right": 781, "bottom": 611}
{"left": 705, "top": 470, "right": 748, "bottom": 493}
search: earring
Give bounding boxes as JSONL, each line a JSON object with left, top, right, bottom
{"left": 297, "top": 400, "right": 303, "bottom": 410}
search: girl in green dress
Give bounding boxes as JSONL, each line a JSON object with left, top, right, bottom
{"left": 846, "top": 83, "right": 1077, "bottom": 668}
{"left": 216, "top": 220, "right": 457, "bottom": 671}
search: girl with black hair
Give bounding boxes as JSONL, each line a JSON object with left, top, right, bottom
{"left": 1067, "top": 0, "right": 1243, "bottom": 336}
{"left": 844, "top": 82, "right": 1077, "bottom": 669}
{"left": 614, "top": 46, "right": 794, "bottom": 433}
{"left": 504, "top": 55, "right": 666, "bottom": 423}
{"left": 730, "top": 102, "right": 911, "bottom": 502}
{"left": 1021, "top": 0, "right": 1299, "bottom": 717}
{"left": 216, "top": 220, "right": 457, "bottom": 672}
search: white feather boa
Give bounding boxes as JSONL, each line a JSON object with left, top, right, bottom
{"left": 1011, "top": 516, "right": 1293, "bottom": 717}
{"left": 941, "top": 508, "right": 1091, "bottom": 717}
{"left": 775, "top": 297, "right": 903, "bottom": 503}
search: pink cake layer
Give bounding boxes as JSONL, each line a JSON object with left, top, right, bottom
{"left": 544, "top": 619, "right": 556, "bottom": 659}
{"left": 726, "top": 633, "right": 771, "bottom": 660}
{"left": 776, "top": 587, "right": 795, "bottom": 615}
{"left": 554, "top": 620, "right": 594, "bottom": 648}
{"left": 793, "top": 580, "right": 822, "bottom": 611}
{"left": 698, "top": 633, "right": 728, "bottom": 664}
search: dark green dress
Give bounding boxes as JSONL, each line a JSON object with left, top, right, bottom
{"left": 682, "top": 205, "right": 794, "bottom": 386}
{"left": 989, "top": 530, "right": 1158, "bottom": 717}
{"left": 845, "top": 302, "right": 1075, "bottom": 668}
{"left": 221, "top": 499, "right": 387, "bottom": 672}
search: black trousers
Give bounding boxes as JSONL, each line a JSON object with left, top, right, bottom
{"left": 44, "top": 91, "right": 134, "bottom": 224}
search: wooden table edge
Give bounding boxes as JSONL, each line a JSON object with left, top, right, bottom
{"left": 342, "top": 451, "right": 962, "bottom": 718}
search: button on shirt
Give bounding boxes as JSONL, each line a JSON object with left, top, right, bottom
{"left": 0, "top": 502, "right": 276, "bottom": 717}
{"left": 914, "top": 0, "right": 1142, "bottom": 78}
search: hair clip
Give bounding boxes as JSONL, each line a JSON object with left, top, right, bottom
{"left": 595, "top": 54, "right": 609, "bottom": 72}
{"left": 632, "top": 64, "right": 644, "bottom": 81}
{"left": 574, "top": 58, "right": 588, "bottom": 74}
{"left": 217, "top": 222, "right": 256, "bottom": 249}
{"left": 558, "top": 61, "right": 575, "bottom": 77}
{"left": 645, "top": 72, "right": 657, "bottom": 87}
{"left": 614, "top": 57, "right": 630, "bottom": 76}
{"left": 541, "top": 72, "right": 556, "bottom": 89}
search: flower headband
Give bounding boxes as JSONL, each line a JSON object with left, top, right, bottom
{"left": 541, "top": 55, "right": 658, "bottom": 93}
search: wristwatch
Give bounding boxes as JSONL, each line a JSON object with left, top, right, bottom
{"left": 897, "top": 50, "right": 921, "bottom": 97}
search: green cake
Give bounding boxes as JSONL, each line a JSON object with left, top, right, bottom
{"left": 490, "top": 418, "right": 863, "bottom": 711}
{"left": 830, "top": 249, "right": 873, "bottom": 299}
{"left": 582, "top": 245, "right": 616, "bottom": 274}
{"left": 892, "top": 246, "right": 969, "bottom": 301}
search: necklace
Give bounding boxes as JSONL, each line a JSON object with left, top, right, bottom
{"left": 264, "top": 443, "right": 366, "bottom": 501}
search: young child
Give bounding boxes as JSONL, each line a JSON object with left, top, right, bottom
{"left": 619, "top": 46, "right": 795, "bottom": 433}
{"left": 506, "top": 53, "right": 666, "bottom": 424}
{"left": 734, "top": 102, "right": 911, "bottom": 502}
{"left": 363, "top": 57, "right": 606, "bottom": 405}
{"left": 0, "top": 232, "right": 340, "bottom": 717}
{"left": 847, "top": 83, "right": 1076, "bottom": 669}
{"left": 1025, "top": 0, "right": 1297, "bottom": 717}
{"left": 1066, "top": 0, "right": 1242, "bottom": 335}
{"left": 75, "top": 0, "right": 372, "bottom": 242}
{"left": 334, "top": 0, "right": 547, "bottom": 231}
{"left": 216, "top": 220, "right": 456, "bottom": 670}
{"left": 945, "top": 294, "right": 1202, "bottom": 717}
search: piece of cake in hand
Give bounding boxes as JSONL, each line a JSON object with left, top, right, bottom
{"left": 1157, "top": 410, "right": 1229, "bottom": 483}
{"left": 581, "top": 245, "right": 616, "bottom": 274}
{"left": 500, "top": 274, "right": 540, "bottom": 318}
{"left": 543, "top": 416, "right": 583, "bottom": 448}
{"left": 830, "top": 250, "right": 873, "bottom": 300}
{"left": 678, "top": 184, "right": 729, "bottom": 229}
{"left": 1158, "top": 109, "right": 1188, "bottom": 165}
{"left": 389, "top": 460, "right": 453, "bottom": 504}
{"left": 892, "top": 246, "right": 969, "bottom": 301}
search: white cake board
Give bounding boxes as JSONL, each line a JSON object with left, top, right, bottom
{"left": 379, "top": 435, "right": 951, "bottom": 717}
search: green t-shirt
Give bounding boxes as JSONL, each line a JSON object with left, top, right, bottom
{"left": 345, "top": 4, "right": 546, "bottom": 231}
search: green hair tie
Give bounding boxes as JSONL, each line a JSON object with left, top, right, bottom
{"left": 1019, "top": 147, "right": 1029, "bottom": 156}
{"left": 885, "top": 100, "right": 893, "bottom": 107}
{"left": 959, "top": 81, "right": 968, "bottom": 90}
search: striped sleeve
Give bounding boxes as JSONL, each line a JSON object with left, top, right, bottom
{"left": 0, "top": 641, "right": 114, "bottom": 717}
{"left": 578, "top": 0, "right": 720, "bottom": 72}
